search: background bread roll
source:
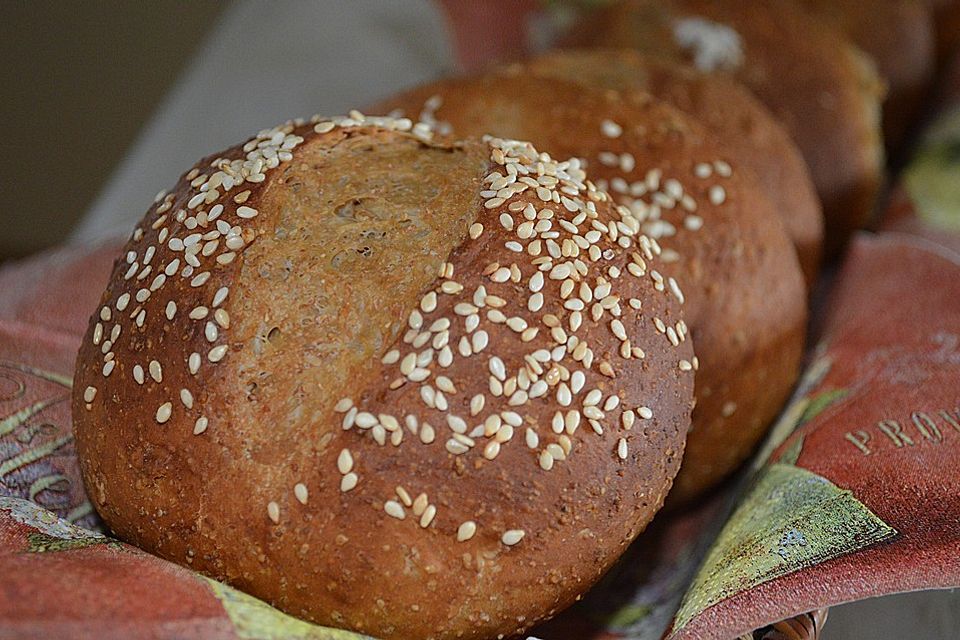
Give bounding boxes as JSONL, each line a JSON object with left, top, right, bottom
{"left": 72, "top": 115, "right": 695, "bottom": 639}
{"left": 378, "top": 75, "right": 808, "bottom": 501}
{"left": 565, "top": 0, "right": 885, "bottom": 257}
{"left": 797, "top": 0, "right": 935, "bottom": 154}
{"left": 515, "top": 48, "right": 822, "bottom": 285}
{"left": 926, "top": 0, "right": 960, "bottom": 65}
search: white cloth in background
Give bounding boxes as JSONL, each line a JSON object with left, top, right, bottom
{"left": 72, "top": 0, "right": 454, "bottom": 244}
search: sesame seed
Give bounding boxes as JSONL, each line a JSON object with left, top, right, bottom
{"left": 148, "top": 360, "right": 162, "bottom": 382}
{"left": 617, "top": 438, "right": 628, "bottom": 460}
{"left": 570, "top": 371, "right": 585, "bottom": 393}
{"left": 342, "top": 407, "right": 358, "bottom": 429}
{"left": 419, "top": 505, "right": 437, "bottom": 528}
{"left": 102, "top": 360, "right": 115, "bottom": 377}
{"left": 188, "top": 352, "right": 201, "bottom": 375}
{"left": 236, "top": 206, "right": 258, "bottom": 219}
{"left": 471, "top": 330, "right": 489, "bottom": 353}
{"left": 447, "top": 414, "right": 468, "bottom": 434}
{"left": 489, "top": 356, "right": 506, "bottom": 381}
{"left": 469, "top": 222, "right": 483, "bottom": 239}
{"left": 267, "top": 501, "right": 280, "bottom": 524}
{"left": 412, "top": 492, "right": 429, "bottom": 516}
{"left": 500, "top": 411, "right": 521, "bottom": 430}
{"left": 213, "top": 287, "right": 229, "bottom": 307}
{"left": 208, "top": 345, "right": 228, "bottom": 362}
{"left": 638, "top": 406, "right": 653, "bottom": 419}
{"left": 340, "top": 473, "right": 358, "bottom": 492}
{"left": 193, "top": 416, "right": 208, "bottom": 435}
{"left": 384, "top": 500, "right": 406, "bottom": 520}
{"left": 557, "top": 383, "right": 572, "bottom": 406}
{"left": 337, "top": 448, "right": 354, "bottom": 474}
{"left": 506, "top": 317, "right": 527, "bottom": 332}
{"left": 709, "top": 185, "right": 726, "bottom": 205}
{"left": 584, "top": 389, "right": 602, "bottom": 406}
{"left": 180, "top": 388, "right": 194, "bottom": 408}
{"left": 547, "top": 443, "right": 566, "bottom": 461}
{"left": 539, "top": 450, "right": 555, "bottom": 471}
{"left": 440, "top": 281, "right": 462, "bottom": 294}
{"left": 583, "top": 406, "right": 604, "bottom": 420}
{"left": 214, "top": 308, "right": 230, "bottom": 328}
{"left": 156, "top": 402, "right": 172, "bottom": 424}
{"left": 355, "top": 412, "right": 377, "bottom": 428}
{"left": 525, "top": 428, "right": 540, "bottom": 449}
{"left": 294, "top": 483, "right": 308, "bottom": 505}
{"left": 529, "top": 271, "right": 544, "bottom": 292}
{"left": 457, "top": 521, "right": 477, "bottom": 542}
{"left": 204, "top": 321, "right": 219, "bottom": 343}
{"left": 463, "top": 393, "right": 483, "bottom": 418}
{"left": 601, "top": 119, "right": 623, "bottom": 138}
{"left": 419, "top": 422, "right": 436, "bottom": 444}
{"left": 382, "top": 413, "right": 403, "bottom": 431}
{"left": 501, "top": 529, "right": 525, "bottom": 546}
{"left": 420, "top": 292, "right": 438, "bottom": 313}
{"left": 83, "top": 386, "right": 97, "bottom": 403}
{"left": 394, "top": 486, "right": 413, "bottom": 507}
{"left": 557, "top": 410, "right": 577, "bottom": 435}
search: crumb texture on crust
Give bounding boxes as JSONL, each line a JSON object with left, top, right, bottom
{"left": 72, "top": 111, "right": 694, "bottom": 639}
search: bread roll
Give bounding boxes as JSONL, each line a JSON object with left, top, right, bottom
{"left": 565, "top": 0, "right": 886, "bottom": 257}
{"left": 515, "top": 49, "right": 822, "bottom": 285}
{"left": 72, "top": 114, "right": 695, "bottom": 639}
{"left": 378, "top": 75, "right": 807, "bottom": 502}
{"left": 797, "top": 0, "right": 935, "bottom": 152}
{"left": 926, "top": 0, "right": 960, "bottom": 65}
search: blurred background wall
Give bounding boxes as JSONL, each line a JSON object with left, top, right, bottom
{"left": 0, "top": 1, "right": 223, "bottom": 260}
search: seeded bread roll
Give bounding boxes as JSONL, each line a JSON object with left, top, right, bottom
{"left": 565, "top": 0, "right": 886, "bottom": 257}
{"left": 377, "top": 75, "right": 807, "bottom": 501}
{"left": 797, "top": 0, "right": 935, "bottom": 153}
{"left": 514, "top": 49, "right": 822, "bottom": 285}
{"left": 71, "top": 115, "right": 695, "bottom": 639}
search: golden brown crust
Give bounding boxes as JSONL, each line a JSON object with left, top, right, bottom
{"left": 513, "top": 48, "right": 822, "bottom": 286}
{"left": 72, "top": 116, "right": 694, "bottom": 639}
{"left": 565, "top": 0, "right": 886, "bottom": 257}
{"left": 798, "top": 0, "right": 935, "bottom": 152}
{"left": 377, "top": 74, "right": 807, "bottom": 502}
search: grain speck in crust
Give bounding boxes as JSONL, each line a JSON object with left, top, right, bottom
{"left": 71, "top": 112, "right": 694, "bottom": 639}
